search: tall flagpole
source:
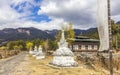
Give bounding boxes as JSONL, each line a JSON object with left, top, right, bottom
{"left": 108, "top": 0, "right": 113, "bottom": 75}
{"left": 108, "top": 0, "right": 112, "bottom": 49}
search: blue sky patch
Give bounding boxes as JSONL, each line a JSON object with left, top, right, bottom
{"left": 34, "top": 0, "right": 43, "bottom": 3}
{"left": 10, "top": 0, "right": 51, "bottom": 23}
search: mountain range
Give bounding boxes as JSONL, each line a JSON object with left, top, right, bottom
{"left": 116, "top": 21, "right": 120, "bottom": 25}
{"left": 0, "top": 27, "right": 97, "bottom": 44}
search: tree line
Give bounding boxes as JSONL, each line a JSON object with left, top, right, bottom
{"left": 79, "top": 20, "right": 120, "bottom": 50}
{"left": 0, "top": 23, "right": 75, "bottom": 51}
{"left": 1, "top": 21, "right": 119, "bottom": 51}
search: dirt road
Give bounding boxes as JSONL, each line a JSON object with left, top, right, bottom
{"left": 0, "top": 52, "right": 26, "bottom": 75}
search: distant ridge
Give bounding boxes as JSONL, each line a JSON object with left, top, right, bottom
{"left": 116, "top": 21, "right": 120, "bottom": 24}
{"left": 0, "top": 27, "right": 97, "bottom": 44}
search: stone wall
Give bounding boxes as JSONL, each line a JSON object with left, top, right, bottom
{"left": 77, "top": 52, "right": 120, "bottom": 72}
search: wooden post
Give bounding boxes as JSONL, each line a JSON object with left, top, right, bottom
{"left": 116, "top": 35, "right": 118, "bottom": 49}
{"left": 108, "top": 0, "right": 113, "bottom": 75}
{"left": 109, "top": 50, "right": 113, "bottom": 75}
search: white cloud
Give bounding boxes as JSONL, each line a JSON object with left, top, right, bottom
{"left": 38, "top": 0, "right": 97, "bottom": 29}
{"left": 0, "top": 0, "right": 38, "bottom": 29}
{"left": 111, "top": 0, "right": 120, "bottom": 22}
{"left": 38, "top": 0, "right": 120, "bottom": 29}
{"left": 0, "top": 0, "right": 120, "bottom": 30}
{"left": 22, "top": 18, "right": 65, "bottom": 30}
{"left": 0, "top": 18, "right": 66, "bottom": 30}
{"left": 0, "top": 0, "right": 66, "bottom": 30}
{"left": 0, "top": 0, "right": 20, "bottom": 24}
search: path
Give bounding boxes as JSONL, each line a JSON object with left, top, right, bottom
{"left": 0, "top": 52, "right": 27, "bottom": 75}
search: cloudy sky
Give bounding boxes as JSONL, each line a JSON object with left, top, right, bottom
{"left": 0, "top": 0, "right": 120, "bottom": 30}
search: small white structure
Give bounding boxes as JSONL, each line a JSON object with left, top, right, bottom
{"left": 29, "top": 47, "right": 33, "bottom": 54}
{"left": 36, "top": 45, "right": 45, "bottom": 59}
{"left": 50, "top": 30, "right": 78, "bottom": 67}
{"left": 32, "top": 46, "right": 38, "bottom": 57}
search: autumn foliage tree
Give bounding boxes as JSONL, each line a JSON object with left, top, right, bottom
{"left": 55, "top": 23, "right": 75, "bottom": 46}
{"left": 26, "top": 42, "right": 33, "bottom": 50}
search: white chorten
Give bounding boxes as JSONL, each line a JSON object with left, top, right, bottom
{"left": 50, "top": 30, "right": 78, "bottom": 67}
{"left": 29, "top": 47, "right": 33, "bottom": 54}
{"left": 36, "top": 45, "right": 45, "bottom": 59}
{"left": 32, "top": 46, "right": 38, "bottom": 57}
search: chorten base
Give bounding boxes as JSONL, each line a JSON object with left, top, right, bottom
{"left": 50, "top": 56, "right": 78, "bottom": 67}
{"left": 36, "top": 56, "right": 45, "bottom": 59}
{"left": 29, "top": 51, "right": 33, "bottom": 54}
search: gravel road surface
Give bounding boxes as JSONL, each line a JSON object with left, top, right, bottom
{"left": 0, "top": 52, "right": 26, "bottom": 75}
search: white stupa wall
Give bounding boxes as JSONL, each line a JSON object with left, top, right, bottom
{"left": 53, "top": 56, "right": 75, "bottom": 64}
{"left": 32, "top": 46, "right": 38, "bottom": 57}
{"left": 36, "top": 45, "right": 45, "bottom": 59}
{"left": 50, "top": 30, "right": 78, "bottom": 67}
{"left": 29, "top": 47, "right": 33, "bottom": 54}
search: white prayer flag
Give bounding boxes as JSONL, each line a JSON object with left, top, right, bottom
{"left": 97, "top": 0, "right": 109, "bottom": 51}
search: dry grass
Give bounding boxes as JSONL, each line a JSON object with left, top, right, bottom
{"left": 10, "top": 54, "right": 111, "bottom": 75}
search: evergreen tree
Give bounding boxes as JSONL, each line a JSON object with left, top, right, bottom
{"left": 111, "top": 20, "right": 119, "bottom": 49}
{"left": 32, "top": 39, "right": 42, "bottom": 47}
